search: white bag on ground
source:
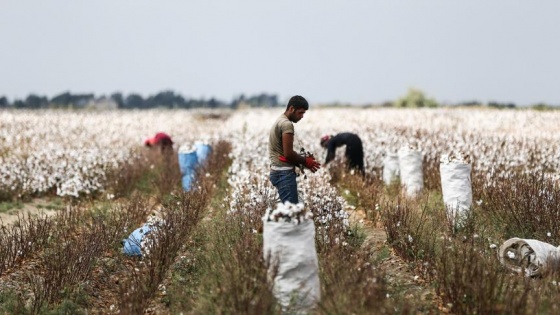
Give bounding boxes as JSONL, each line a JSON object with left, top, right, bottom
{"left": 262, "top": 205, "right": 320, "bottom": 312}
{"left": 382, "top": 153, "right": 400, "bottom": 185}
{"left": 498, "top": 237, "right": 560, "bottom": 277}
{"left": 398, "top": 147, "right": 423, "bottom": 197}
{"left": 440, "top": 154, "right": 472, "bottom": 227}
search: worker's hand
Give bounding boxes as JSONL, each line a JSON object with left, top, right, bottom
{"left": 304, "top": 156, "right": 321, "bottom": 173}
{"left": 279, "top": 155, "right": 288, "bottom": 163}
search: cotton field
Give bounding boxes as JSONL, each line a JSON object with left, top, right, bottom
{"left": 2, "top": 107, "right": 560, "bottom": 201}
{"left": 4, "top": 107, "right": 560, "bottom": 313}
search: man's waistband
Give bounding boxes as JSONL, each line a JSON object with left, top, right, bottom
{"left": 270, "top": 165, "right": 295, "bottom": 171}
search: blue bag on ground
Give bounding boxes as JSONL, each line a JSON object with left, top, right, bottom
{"left": 178, "top": 149, "right": 198, "bottom": 191}
{"left": 122, "top": 223, "right": 153, "bottom": 256}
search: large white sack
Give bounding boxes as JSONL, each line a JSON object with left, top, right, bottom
{"left": 498, "top": 238, "right": 560, "bottom": 277}
{"left": 440, "top": 155, "right": 472, "bottom": 226}
{"left": 382, "top": 153, "right": 400, "bottom": 185}
{"left": 398, "top": 147, "right": 423, "bottom": 197}
{"left": 263, "top": 218, "right": 320, "bottom": 312}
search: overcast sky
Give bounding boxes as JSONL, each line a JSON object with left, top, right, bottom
{"left": 1, "top": 1, "right": 558, "bottom": 106}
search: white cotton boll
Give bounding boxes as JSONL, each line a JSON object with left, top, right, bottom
{"left": 507, "top": 251, "right": 516, "bottom": 259}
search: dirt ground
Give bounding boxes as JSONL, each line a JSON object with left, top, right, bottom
{"left": 0, "top": 199, "right": 59, "bottom": 225}
{"left": 347, "top": 207, "right": 448, "bottom": 314}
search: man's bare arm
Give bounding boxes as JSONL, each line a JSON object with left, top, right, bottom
{"left": 282, "top": 133, "right": 305, "bottom": 165}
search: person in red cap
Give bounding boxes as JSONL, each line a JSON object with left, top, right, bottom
{"left": 145, "top": 132, "right": 174, "bottom": 154}
{"left": 320, "top": 133, "right": 364, "bottom": 175}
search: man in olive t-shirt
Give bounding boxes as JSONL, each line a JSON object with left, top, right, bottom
{"left": 268, "top": 95, "right": 321, "bottom": 205}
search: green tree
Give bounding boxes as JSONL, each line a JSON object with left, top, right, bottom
{"left": 124, "top": 94, "right": 145, "bottom": 109}
{"left": 0, "top": 96, "right": 8, "bottom": 108}
{"left": 394, "top": 88, "right": 438, "bottom": 108}
{"left": 110, "top": 92, "right": 125, "bottom": 108}
{"left": 24, "top": 94, "right": 49, "bottom": 109}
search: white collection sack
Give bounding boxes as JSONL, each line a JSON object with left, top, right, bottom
{"left": 262, "top": 218, "right": 320, "bottom": 312}
{"left": 440, "top": 155, "right": 472, "bottom": 227}
{"left": 398, "top": 147, "right": 423, "bottom": 197}
{"left": 498, "top": 237, "right": 560, "bottom": 277}
{"left": 382, "top": 153, "right": 400, "bottom": 185}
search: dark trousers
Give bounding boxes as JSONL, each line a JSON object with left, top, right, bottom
{"left": 269, "top": 169, "right": 298, "bottom": 204}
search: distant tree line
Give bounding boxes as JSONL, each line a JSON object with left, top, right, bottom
{"left": 457, "top": 100, "right": 517, "bottom": 109}
{"left": 0, "top": 91, "right": 280, "bottom": 109}
{"left": 1, "top": 89, "right": 556, "bottom": 110}
{"left": 391, "top": 89, "right": 557, "bottom": 109}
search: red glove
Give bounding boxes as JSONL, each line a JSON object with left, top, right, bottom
{"left": 279, "top": 155, "right": 288, "bottom": 163}
{"left": 304, "top": 156, "right": 321, "bottom": 173}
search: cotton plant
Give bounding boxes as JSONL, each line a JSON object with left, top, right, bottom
{"left": 0, "top": 109, "right": 224, "bottom": 198}
{"left": 138, "top": 214, "right": 166, "bottom": 257}
{"left": 5, "top": 108, "right": 560, "bottom": 199}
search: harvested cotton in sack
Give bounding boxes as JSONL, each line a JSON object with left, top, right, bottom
{"left": 194, "top": 141, "right": 212, "bottom": 165}
{"left": 262, "top": 202, "right": 320, "bottom": 312}
{"left": 382, "top": 152, "right": 400, "bottom": 185}
{"left": 122, "top": 214, "right": 165, "bottom": 256}
{"left": 398, "top": 146, "right": 423, "bottom": 197}
{"left": 440, "top": 152, "right": 472, "bottom": 228}
{"left": 178, "top": 144, "right": 199, "bottom": 191}
{"left": 498, "top": 237, "right": 560, "bottom": 277}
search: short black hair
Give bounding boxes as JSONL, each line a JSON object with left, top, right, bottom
{"left": 286, "top": 95, "right": 309, "bottom": 110}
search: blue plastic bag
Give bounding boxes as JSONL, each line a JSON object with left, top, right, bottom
{"left": 195, "top": 142, "right": 212, "bottom": 165}
{"left": 122, "top": 223, "right": 153, "bottom": 256}
{"left": 178, "top": 150, "right": 198, "bottom": 191}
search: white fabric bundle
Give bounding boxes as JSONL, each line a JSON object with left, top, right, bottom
{"left": 440, "top": 154, "right": 472, "bottom": 227}
{"left": 398, "top": 146, "right": 423, "bottom": 197}
{"left": 382, "top": 153, "right": 400, "bottom": 185}
{"left": 262, "top": 205, "right": 320, "bottom": 312}
{"left": 498, "top": 238, "right": 560, "bottom": 277}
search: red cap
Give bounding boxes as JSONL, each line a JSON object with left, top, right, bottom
{"left": 145, "top": 132, "right": 173, "bottom": 146}
{"left": 320, "top": 135, "right": 331, "bottom": 146}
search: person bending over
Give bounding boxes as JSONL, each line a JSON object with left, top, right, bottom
{"left": 320, "top": 132, "right": 364, "bottom": 175}
{"left": 145, "top": 132, "right": 174, "bottom": 154}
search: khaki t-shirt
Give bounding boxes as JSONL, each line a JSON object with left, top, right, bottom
{"left": 268, "top": 114, "right": 294, "bottom": 167}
